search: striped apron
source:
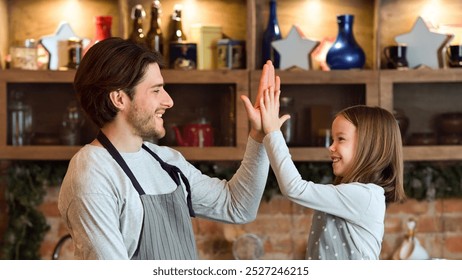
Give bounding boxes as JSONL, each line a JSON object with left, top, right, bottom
{"left": 97, "top": 131, "right": 197, "bottom": 259}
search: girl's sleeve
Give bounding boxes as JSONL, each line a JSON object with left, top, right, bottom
{"left": 263, "top": 131, "right": 378, "bottom": 222}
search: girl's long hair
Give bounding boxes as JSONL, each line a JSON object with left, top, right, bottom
{"left": 333, "top": 105, "right": 406, "bottom": 203}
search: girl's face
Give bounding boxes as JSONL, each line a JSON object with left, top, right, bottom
{"left": 329, "top": 115, "right": 358, "bottom": 177}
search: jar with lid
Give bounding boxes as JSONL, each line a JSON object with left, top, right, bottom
{"left": 84, "top": 15, "right": 112, "bottom": 55}
{"left": 280, "top": 96, "right": 296, "bottom": 145}
{"left": 67, "top": 38, "right": 83, "bottom": 69}
{"left": 9, "top": 39, "right": 38, "bottom": 70}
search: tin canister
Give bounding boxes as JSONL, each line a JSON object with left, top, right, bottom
{"left": 217, "top": 39, "right": 245, "bottom": 69}
{"left": 169, "top": 42, "right": 197, "bottom": 70}
{"left": 67, "top": 38, "right": 83, "bottom": 69}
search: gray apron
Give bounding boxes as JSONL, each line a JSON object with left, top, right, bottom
{"left": 97, "top": 132, "right": 197, "bottom": 260}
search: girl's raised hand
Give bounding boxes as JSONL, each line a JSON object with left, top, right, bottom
{"left": 260, "top": 85, "right": 290, "bottom": 135}
{"left": 241, "top": 60, "right": 280, "bottom": 142}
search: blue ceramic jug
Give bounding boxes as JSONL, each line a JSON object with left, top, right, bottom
{"left": 326, "top": 14, "right": 365, "bottom": 70}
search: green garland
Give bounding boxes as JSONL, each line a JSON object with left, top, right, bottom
{"left": 195, "top": 161, "right": 462, "bottom": 201}
{"left": 0, "top": 161, "right": 67, "bottom": 260}
{"left": 404, "top": 162, "right": 462, "bottom": 201}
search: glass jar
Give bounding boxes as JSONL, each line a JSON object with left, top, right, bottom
{"left": 60, "top": 101, "right": 84, "bottom": 145}
{"left": 8, "top": 91, "right": 33, "bottom": 146}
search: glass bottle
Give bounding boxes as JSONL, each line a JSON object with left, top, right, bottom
{"left": 326, "top": 14, "right": 365, "bottom": 70}
{"left": 280, "top": 96, "right": 296, "bottom": 145}
{"left": 129, "top": 4, "right": 147, "bottom": 47}
{"left": 261, "top": 0, "right": 281, "bottom": 68}
{"left": 146, "top": 0, "right": 164, "bottom": 54}
{"left": 170, "top": 4, "right": 186, "bottom": 43}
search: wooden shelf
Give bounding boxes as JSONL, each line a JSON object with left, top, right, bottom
{"left": 404, "top": 146, "right": 462, "bottom": 162}
{"left": 0, "top": 69, "right": 76, "bottom": 83}
{"left": 0, "top": 146, "right": 81, "bottom": 160}
{"left": 0, "top": 145, "right": 247, "bottom": 161}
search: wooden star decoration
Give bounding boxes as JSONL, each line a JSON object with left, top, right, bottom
{"left": 395, "top": 17, "right": 452, "bottom": 69}
{"left": 272, "top": 25, "right": 319, "bottom": 70}
{"left": 39, "top": 21, "right": 79, "bottom": 70}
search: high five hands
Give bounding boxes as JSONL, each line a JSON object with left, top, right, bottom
{"left": 241, "top": 60, "right": 290, "bottom": 142}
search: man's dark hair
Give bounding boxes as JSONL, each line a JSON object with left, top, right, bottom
{"left": 74, "top": 37, "right": 164, "bottom": 128}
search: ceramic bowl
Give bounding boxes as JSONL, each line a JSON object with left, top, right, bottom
{"left": 437, "top": 113, "right": 462, "bottom": 134}
{"left": 409, "top": 132, "right": 437, "bottom": 146}
{"left": 439, "top": 133, "right": 462, "bottom": 145}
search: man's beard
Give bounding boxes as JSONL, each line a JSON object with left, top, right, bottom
{"left": 127, "top": 105, "right": 165, "bottom": 140}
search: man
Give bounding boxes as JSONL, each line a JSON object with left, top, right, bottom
{"left": 58, "top": 37, "right": 280, "bottom": 259}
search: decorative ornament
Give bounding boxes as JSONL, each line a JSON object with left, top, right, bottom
{"left": 326, "top": 14, "right": 365, "bottom": 70}
{"left": 395, "top": 17, "right": 453, "bottom": 69}
{"left": 39, "top": 21, "right": 88, "bottom": 70}
{"left": 311, "top": 37, "right": 335, "bottom": 71}
{"left": 271, "top": 25, "right": 319, "bottom": 70}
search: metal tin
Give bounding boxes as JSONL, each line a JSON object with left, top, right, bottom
{"left": 217, "top": 39, "right": 245, "bottom": 69}
{"left": 169, "top": 42, "right": 197, "bottom": 70}
{"left": 67, "top": 38, "right": 83, "bottom": 69}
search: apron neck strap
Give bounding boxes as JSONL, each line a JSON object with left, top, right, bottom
{"left": 97, "top": 131, "right": 145, "bottom": 195}
{"left": 96, "top": 131, "right": 195, "bottom": 217}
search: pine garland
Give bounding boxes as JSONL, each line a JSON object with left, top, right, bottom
{"left": 0, "top": 162, "right": 66, "bottom": 259}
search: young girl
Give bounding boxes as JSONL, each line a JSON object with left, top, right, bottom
{"left": 259, "top": 89, "right": 406, "bottom": 260}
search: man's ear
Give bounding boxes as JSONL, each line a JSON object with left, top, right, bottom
{"left": 109, "top": 90, "right": 127, "bottom": 110}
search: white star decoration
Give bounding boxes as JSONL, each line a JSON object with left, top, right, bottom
{"left": 40, "top": 21, "right": 83, "bottom": 70}
{"left": 395, "top": 17, "right": 452, "bottom": 69}
{"left": 272, "top": 25, "right": 319, "bottom": 70}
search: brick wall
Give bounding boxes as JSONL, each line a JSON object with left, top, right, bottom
{"left": 38, "top": 186, "right": 462, "bottom": 260}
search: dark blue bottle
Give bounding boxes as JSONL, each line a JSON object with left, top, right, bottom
{"left": 326, "top": 14, "right": 365, "bottom": 70}
{"left": 262, "top": 0, "right": 282, "bottom": 68}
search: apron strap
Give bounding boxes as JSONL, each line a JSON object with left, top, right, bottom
{"left": 142, "top": 144, "right": 196, "bottom": 218}
{"left": 97, "top": 131, "right": 146, "bottom": 195}
{"left": 96, "top": 131, "right": 195, "bottom": 217}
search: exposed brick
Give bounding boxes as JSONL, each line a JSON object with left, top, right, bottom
{"left": 3, "top": 184, "right": 461, "bottom": 260}
{"left": 193, "top": 218, "right": 223, "bottom": 237}
{"left": 444, "top": 236, "right": 462, "bottom": 253}
{"left": 258, "top": 195, "right": 293, "bottom": 215}
{"left": 384, "top": 216, "right": 405, "bottom": 233}
{"left": 416, "top": 215, "right": 443, "bottom": 233}
{"left": 442, "top": 216, "right": 462, "bottom": 232}
{"left": 386, "top": 198, "right": 429, "bottom": 214}
{"left": 440, "top": 199, "right": 462, "bottom": 212}
{"left": 38, "top": 201, "right": 60, "bottom": 217}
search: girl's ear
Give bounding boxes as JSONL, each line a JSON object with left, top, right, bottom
{"left": 109, "top": 90, "right": 127, "bottom": 110}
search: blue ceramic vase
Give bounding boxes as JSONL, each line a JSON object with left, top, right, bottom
{"left": 326, "top": 14, "right": 365, "bottom": 70}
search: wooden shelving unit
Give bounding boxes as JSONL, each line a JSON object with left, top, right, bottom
{"left": 1, "top": 0, "right": 462, "bottom": 162}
